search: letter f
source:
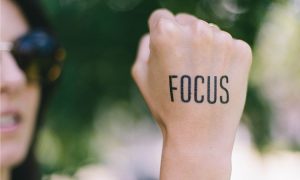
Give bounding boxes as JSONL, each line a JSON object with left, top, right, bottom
{"left": 169, "top": 75, "right": 178, "bottom": 102}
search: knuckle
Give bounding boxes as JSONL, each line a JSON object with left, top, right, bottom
{"left": 156, "top": 18, "right": 178, "bottom": 34}
{"left": 151, "top": 9, "right": 171, "bottom": 18}
{"left": 219, "top": 32, "right": 233, "bottom": 54}
{"left": 149, "top": 9, "right": 174, "bottom": 28}
{"left": 175, "top": 13, "right": 187, "bottom": 19}
{"left": 198, "top": 19, "right": 209, "bottom": 26}
{"left": 195, "top": 20, "right": 209, "bottom": 32}
{"left": 175, "top": 13, "right": 198, "bottom": 23}
{"left": 233, "top": 40, "right": 253, "bottom": 65}
{"left": 220, "top": 31, "right": 232, "bottom": 42}
{"left": 194, "top": 20, "right": 213, "bottom": 42}
{"left": 191, "top": 20, "right": 201, "bottom": 32}
{"left": 176, "top": 12, "right": 190, "bottom": 17}
{"left": 216, "top": 31, "right": 232, "bottom": 46}
{"left": 151, "top": 19, "right": 181, "bottom": 50}
{"left": 235, "top": 40, "right": 252, "bottom": 60}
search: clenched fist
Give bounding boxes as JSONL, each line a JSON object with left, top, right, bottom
{"left": 132, "top": 9, "right": 252, "bottom": 180}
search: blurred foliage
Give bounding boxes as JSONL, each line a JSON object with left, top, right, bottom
{"left": 38, "top": 0, "right": 281, "bottom": 172}
{"left": 244, "top": 86, "right": 272, "bottom": 151}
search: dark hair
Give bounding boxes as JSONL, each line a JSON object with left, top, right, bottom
{"left": 11, "top": 0, "right": 58, "bottom": 180}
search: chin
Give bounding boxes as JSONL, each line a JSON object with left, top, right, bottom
{"left": 0, "top": 140, "right": 29, "bottom": 169}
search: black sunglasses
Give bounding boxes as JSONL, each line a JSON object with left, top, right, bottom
{"left": 0, "top": 29, "right": 65, "bottom": 83}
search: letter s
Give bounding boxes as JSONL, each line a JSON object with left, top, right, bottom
{"left": 220, "top": 75, "right": 229, "bottom": 104}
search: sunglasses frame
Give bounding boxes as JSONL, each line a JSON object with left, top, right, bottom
{"left": 0, "top": 30, "right": 66, "bottom": 84}
{"left": 0, "top": 42, "right": 13, "bottom": 51}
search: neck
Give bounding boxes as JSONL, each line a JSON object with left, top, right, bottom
{"left": 1, "top": 168, "right": 11, "bottom": 180}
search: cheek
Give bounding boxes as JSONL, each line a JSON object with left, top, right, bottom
{"left": 22, "top": 84, "right": 41, "bottom": 125}
{"left": 18, "top": 84, "right": 41, "bottom": 162}
{"left": 0, "top": 84, "right": 41, "bottom": 168}
{"left": 21, "top": 84, "right": 41, "bottom": 147}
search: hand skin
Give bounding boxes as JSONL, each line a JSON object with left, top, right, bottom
{"left": 132, "top": 9, "right": 252, "bottom": 180}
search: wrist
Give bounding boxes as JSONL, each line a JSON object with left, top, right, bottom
{"left": 162, "top": 135, "right": 233, "bottom": 162}
{"left": 162, "top": 123, "right": 236, "bottom": 155}
{"left": 160, "top": 139, "right": 232, "bottom": 180}
{"left": 160, "top": 142, "right": 231, "bottom": 180}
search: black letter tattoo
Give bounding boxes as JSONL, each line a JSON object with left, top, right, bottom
{"left": 220, "top": 75, "right": 229, "bottom": 104}
{"left": 168, "top": 75, "right": 229, "bottom": 104}
{"left": 194, "top": 75, "right": 204, "bottom": 103}
{"left": 169, "top": 75, "right": 178, "bottom": 102}
{"left": 181, "top": 75, "right": 191, "bottom": 103}
{"left": 207, "top": 76, "right": 217, "bottom": 104}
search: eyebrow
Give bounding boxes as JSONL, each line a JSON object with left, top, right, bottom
{"left": 0, "top": 42, "right": 13, "bottom": 51}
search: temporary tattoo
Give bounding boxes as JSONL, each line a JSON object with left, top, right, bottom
{"left": 194, "top": 76, "right": 204, "bottom": 103}
{"left": 220, "top": 75, "right": 229, "bottom": 104}
{"left": 169, "top": 75, "right": 178, "bottom": 102}
{"left": 180, "top": 75, "right": 191, "bottom": 103}
{"left": 207, "top": 76, "right": 217, "bottom": 104}
{"left": 169, "top": 75, "right": 229, "bottom": 104}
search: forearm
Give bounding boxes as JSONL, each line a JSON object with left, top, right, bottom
{"left": 132, "top": 8, "right": 251, "bottom": 180}
{"left": 160, "top": 135, "right": 232, "bottom": 180}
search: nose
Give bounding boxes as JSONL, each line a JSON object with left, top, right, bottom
{"left": 0, "top": 52, "right": 26, "bottom": 95}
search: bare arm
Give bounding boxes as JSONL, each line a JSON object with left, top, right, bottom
{"left": 132, "top": 9, "right": 252, "bottom": 180}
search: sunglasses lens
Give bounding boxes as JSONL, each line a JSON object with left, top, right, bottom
{"left": 12, "top": 30, "right": 61, "bottom": 82}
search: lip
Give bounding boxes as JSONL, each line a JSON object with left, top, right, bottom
{"left": 0, "top": 109, "right": 22, "bottom": 134}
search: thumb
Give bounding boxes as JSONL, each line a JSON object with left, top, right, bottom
{"left": 131, "top": 34, "right": 150, "bottom": 83}
{"left": 132, "top": 34, "right": 157, "bottom": 112}
{"left": 136, "top": 34, "right": 150, "bottom": 63}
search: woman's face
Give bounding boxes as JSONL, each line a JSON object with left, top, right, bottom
{"left": 0, "top": 0, "right": 41, "bottom": 169}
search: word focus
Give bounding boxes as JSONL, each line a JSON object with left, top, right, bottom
{"left": 169, "top": 75, "right": 229, "bottom": 104}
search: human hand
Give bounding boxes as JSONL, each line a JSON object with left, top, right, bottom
{"left": 132, "top": 9, "right": 252, "bottom": 179}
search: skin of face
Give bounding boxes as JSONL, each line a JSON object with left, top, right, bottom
{"left": 0, "top": 0, "right": 41, "bottom": 177}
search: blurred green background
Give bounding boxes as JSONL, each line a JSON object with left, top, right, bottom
{"left": 35, "top": 0, "right": 300, "bottom": 178}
